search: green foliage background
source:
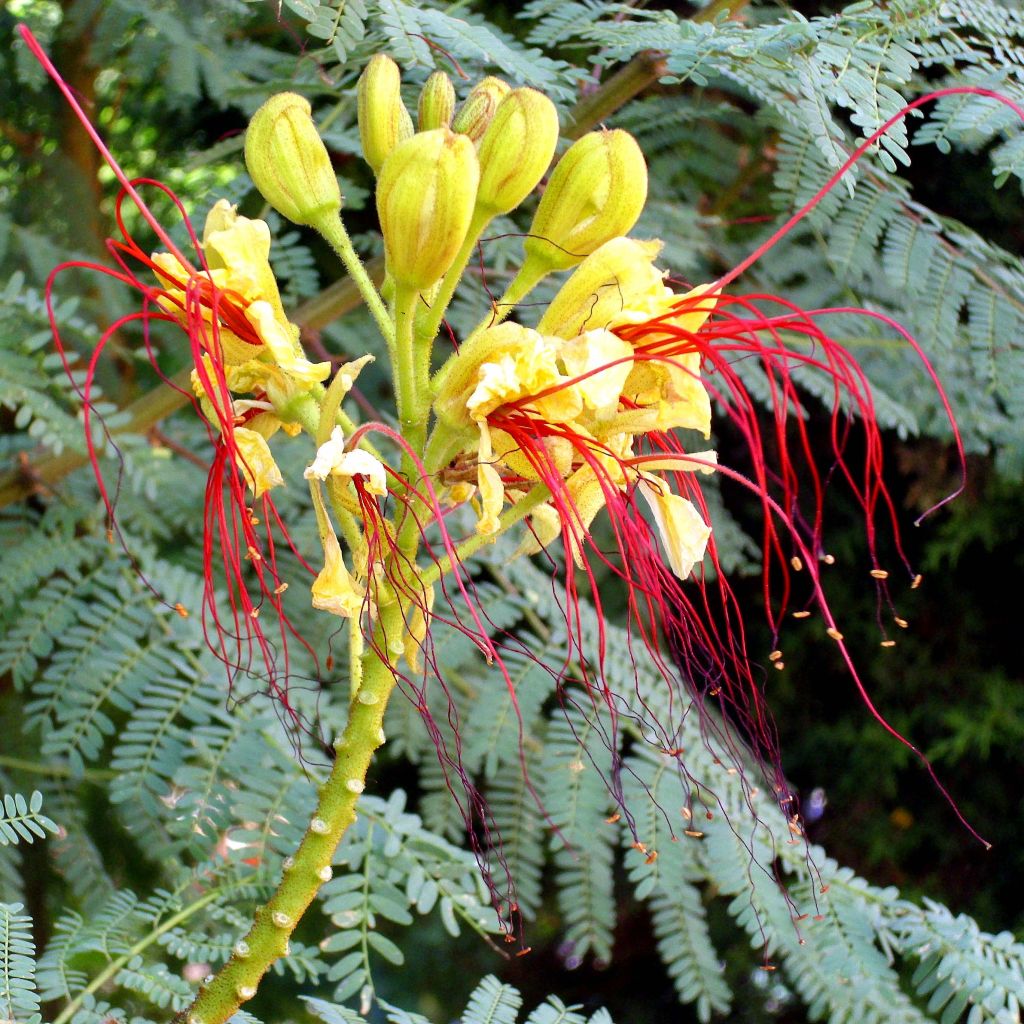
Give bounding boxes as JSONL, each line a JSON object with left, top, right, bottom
{"left": 1, "top": 0, "right": 1023, "bottom": 1022}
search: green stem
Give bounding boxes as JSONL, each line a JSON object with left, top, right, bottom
{"left": 419, "top": 483, "right": 550, "bottom": 589}
{"left": 181, "top": 608, "right": 403, "bottom": 1024}
{"left": 416, "top": 207, "right": 491, "bottom": 350}
{"left": 392, "top": 287, "right": 427, "bottom": 457}
{"left": 318, "top": 216, "right": 395, "bottom": 353}
{"left": 54, "top": 885, "right": 231, "bottom": 1024}
{"left": 0, "top": 754, "right": 114, "bottom": 783}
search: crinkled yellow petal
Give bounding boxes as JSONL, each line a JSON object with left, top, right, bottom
{"left": 560, "top": 329, "right": 633, "bottom": 415}
{"left": 311, "top": 531, "right": 366, "bottom": 619}
{"left": 244, "top": 301, "right": 330, "bottom": 386}
{"left": 638, "top": 476, "right": 710, "bottom": 579}
{"left": 476, "top": 461, "right": 505, "bottom": 536}
{"left": 305, "top": 427, "right": 389, "bottom": 495}
{"left": 234, "top": 426, "right": 284, "bottom": 498}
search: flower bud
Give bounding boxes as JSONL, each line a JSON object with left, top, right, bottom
{"left": 376, "top": 128, "right": 480, "bottom": 292}
{"left": 524, "top": 129, "right": 647, "bottom": 273}
{"left": 452, "top": 76, "right": 511, "bottom": 142}
{"left": 537, "top": 236, "right": 664, "bottom": 338}
{"left": 418, "top": 71, "right": 456, "bottom": 131}
{"left": 358, "top": 54, "right": 414, "bottom": 175}
{"left": 245, "top": 93, "right": 342, "bottom": 229}
{"left": 475, "top": 88, "right": 559, "bottom": 218}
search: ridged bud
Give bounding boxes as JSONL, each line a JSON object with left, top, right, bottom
{"left": 245, "top": 93, "right": 342, "bottom": 229}
{"left": 418, "top": 71, "right": 456, "bottom": 131}
{"left": 476, "top": 88, "right": 559, "bottom": 218}
{"left": 524, "top": 129, "right": 648, "bottom": 272}
{"left": 376, "top": 128, "right": 480, "bottom": 292}
{"left": 358, "top": 54, "right": 414, "bottom": 175}
{"left": 452, "top": 76, "right": 511, "bottom": 143}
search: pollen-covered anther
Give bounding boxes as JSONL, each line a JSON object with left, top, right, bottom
{"left": 246, "top": 545, "right": 262, "bottom": 562}
{"left": 894, "top": 616, "right": 909, "bottom": 629}
{"left": 881, "top": 639, "right": 897, "bottom": 648}
{"left": 250, "top": 607, "right": 260, "bottom": 620}
{"left": 773, "top": 661, "right": 785, "bottom": 671}
{"left": 769, "top": 649, "right": 783, "bottom": 662}
{"left": 684, "top": 829, "right": 705, "bottom": 838}
{"left": 680, "top": 807, "right": 692, "bottom": 821}
{"left": 870, "top": 568, "right": 889, "bottom": 580}
{"left": 310, "top": 817, "right": 328, "bottom": 834}
{"left": 632, "top": 841, "right": 648, "bottom": 854}
{"left": 345, "top": 778, "right": 365, "bottom": 794}
{"left": 605, "top": 813, "right": 621, "bottom": 824}
{"left": 274, "top": 582, "right": 289, "bottom": 595}
{"left": 318, "top": 865, "right": 333, "bottom": 882}
{"left": 645, "top": 850, "right": 658, "bottom": 864}
{"left": 790, "top": 556, "right": 804, "bottom": 571}
{"left": 793, "top": 610, "right": 811, "bottom": 619}
{"left": 826, "top": 627, "right": 844, "bottom": 641}
{"left": 237, "top": 986, "right": 256, "bottom": 1001}
{"left": 174, "top": 603, "right": 189, "bottom": 618}
{"left": 912, "top": 574, "right": 923, "bottom": 589}
{"left": 822, "top": 553, "right": 836, "bottom": 565}
{"left": 272, "top": 912, "right": 290, "bottom": 928}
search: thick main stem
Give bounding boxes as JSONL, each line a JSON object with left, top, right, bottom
{"left": 181, "top": 609, "right": 402, "bottom": 1024}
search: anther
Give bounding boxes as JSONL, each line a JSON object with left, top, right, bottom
{"left": 246, "top": 545, "right": 262, "bottom": 562}
{"left": 684, "top": 829, "right": 705, "bottom": 838}
{"left": 345, "top": 779, "right": 365, "bottom": 794}
{"left": 769, "top": 650, "right": 783, "bottom": 662}
{"left": 605, "top": 813, "right": 621, "bottom": 824}
{"left": 632, "top": 841, "right": 647, "bottom": 854}
{"left": 790, "top": 556, "right": 803, "bottom": 571}
{"left": 793, "top": 610, "right": 811, "bottom": 619}
{"left": 911, "top": 574, "right": 923, "bottom": 589}
{"left": 310, "top": 817, "right": 328, "bottom": 834}
{"left": 237, "top": 986, "right": 256, "bottom": 1001}
{"left": 822, "top": 553, "right": 835, "bottom": 565}
{"left": 318, "top": 865, "right": 333, "bottom": 882}
{"left": 870, "top": 568, "right": 889, "bottom": 580}
{"left": 272, "top": 912, "right": 290, "bottom": 928}
{"left": 894, "top": 616, "right": 908, "bottom": 629}
{"left": 826, "top": 627, "right": 844, "bottom": 641}
{"left": 234, "top": 941, "right": 250, "bottom": 958}
{"left": 880, "top": 639, "right": 896, "bottom": 648}
{"left": 174, "top": 603, "right": 189, "bottom": 618}
{"left": 681, "top": 807, "right": 692, "bottom": 821}
{"left": 773, "top": 661, "right": 785, "bottom": 671}
{"left": 645, "top": 851, "right": 658, "bottom": 864}
{"left": 250, "top": 607, "right": 260, "bottom": 620}
{"left": 274, "top": 582, "right": 289, "bottom": 595}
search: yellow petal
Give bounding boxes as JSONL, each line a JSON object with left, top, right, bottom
{"left": 234, "top": 426, "right": 284, "bottom": 498}
{"left": 244, "top": 302, "right": 330, "bottom": 385}
{"left": 560, "top": 329, "right": 633, "bottom": 414}
{"left": 638, "top": 477, "right": 710, "bottom": 579}
{"left": 311, "top": 531, "right": 366, "bottom": 619}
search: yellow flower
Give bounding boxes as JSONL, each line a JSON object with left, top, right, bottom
{"left": 153, "top": 200, "right": 329, "bottom": 386}
{"left": 233, "top": 426, "right": 284, "bottom": 498}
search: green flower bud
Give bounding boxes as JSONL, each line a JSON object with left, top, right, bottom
{"left": 358, "top": 53, "right": 414, "bottom": 175}
{"left": 377, "top": 128, "right": 480, "bottom": 292}
{"left": 452, "top": 76, "right": 511, "bottom": 143}
{"left": 418, "top": 71, "right": 456, "bottom": 131}
{"left": 244, "top": 93, "right": 342, "bottom": 230}
{"left": 524, "top": 129, "right": 648, "bottom": 273}
{"left": 476, "top": 88, "right": 560, "bottom": 218}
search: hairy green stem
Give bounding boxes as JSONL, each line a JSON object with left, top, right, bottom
{"left": 182, "top": 608, "right": 402, "bottom": 1024}
{"left": 318, "top": 216, "right": 395, "bottom": 353}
